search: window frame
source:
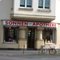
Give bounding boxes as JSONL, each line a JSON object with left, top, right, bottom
{"left": 45, "top": 0, "right": 50, "bottom": 9}
{"left": 38, "top": 0, "right": 43, "bottom": 8}
{"left": 38, "top": 0, "right": 50, "bottom": 9}
{"left": 20, "top": 0, "right": 32, "bottom": 8}
{"left": 20, "top": 0, "right": 25, "bottom": 7}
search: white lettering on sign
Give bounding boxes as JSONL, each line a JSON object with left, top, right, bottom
{"left": 4, "top": 21, "right": 28, "bottom": 26}
{"left": 3, "top": 21, "right": 56, "bottom": 27}
{"left": 32, "top": 22, "right": 56, "bottom": 27}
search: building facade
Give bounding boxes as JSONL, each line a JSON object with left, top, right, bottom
{"left": 0, "top": 0, "right": 60, "bottom": 49}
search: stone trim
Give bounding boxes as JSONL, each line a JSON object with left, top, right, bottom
{"left": 36, "top": 27, "right": 44, "bottom": 31}
{"left": 18, "top": 8, "right": 33, "bottom": 11}
{"left": 19, "top": 38, "right": 27, "bottom": 40}
{"left": 37, "top": 9, "right": 51, "bottom": 12}
{"left": 19, "top": 27, "right": 27, "bottom": 30}
{"left": 11, "top": 13, "right": 55, "bottom": 21}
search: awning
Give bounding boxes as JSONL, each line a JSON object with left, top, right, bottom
{"left": 3, "top": 20, "right": 56, "bottom": 28}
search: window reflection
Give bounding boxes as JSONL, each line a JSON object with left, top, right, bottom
{"left": 4, "top": 26, "right": 19, "bottom": 43}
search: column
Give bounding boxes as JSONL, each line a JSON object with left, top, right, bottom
{"left": 18, "top": 27, "right": 27, "bottom": 49}
{"left": 56, "top": 25, "right": 60, "bottom": 48}
{"left": 35, "top": 27, "right": 44, "bottom": 49}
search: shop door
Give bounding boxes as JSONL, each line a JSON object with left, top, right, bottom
{"left": 27, "top": 27, "right": 35, "bottom": 49}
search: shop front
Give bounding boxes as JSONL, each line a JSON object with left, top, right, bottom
{"left": 2, "top": 20, "right": 56, "bottom": 49}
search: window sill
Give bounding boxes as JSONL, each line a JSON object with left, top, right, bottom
{"left": 37, "top": 8, "right": 51, "bottom": 12}
{"left": 18, "top": 7, "right": 33, "bottom": 11}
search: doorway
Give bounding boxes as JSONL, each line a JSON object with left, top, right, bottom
{"left": 27, "top": 27, "right": 36, "bottom": 49}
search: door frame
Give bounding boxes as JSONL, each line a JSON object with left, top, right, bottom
{"left": 27, "top": 27, "right": 36, "bottom": 49}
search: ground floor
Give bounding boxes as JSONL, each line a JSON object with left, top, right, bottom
{"left": 0, "top": 20, "right": 60, "bottom": 49}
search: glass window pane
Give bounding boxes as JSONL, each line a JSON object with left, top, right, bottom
{"left": 45, "top": 0, "right": 50, "bottom": 9}
{"left": 27, "top": 0, "right": 32, "bottom": 7}
{"left": 4, "top": 27, "right": 19, "bottom": 43}
{"left": 38, "top": 0, "right": 43, "bottom": 8}
{"left": 20, "top": 0, "right": 25, "bottom": 7}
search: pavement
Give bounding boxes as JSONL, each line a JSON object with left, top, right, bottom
{"left": 0, "top": 50, "right": 60, "bottom": 57}
{"left": 0, "top": 50, "right": 60, "bottom": 60}
{"left": 0, "top": 55, "right": 60, "bottom": 60}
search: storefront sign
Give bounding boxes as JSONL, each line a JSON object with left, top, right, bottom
{"left": 3, "top": 20, "right": 56, "bottom": 28}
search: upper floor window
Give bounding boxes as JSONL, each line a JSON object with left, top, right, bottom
{"left": 38, "top": 0, "right": 50, "bottom": 9}
{"left": 38, "top": 0, "right": 43, "bottom": 8}
{"left": 20, "top": 0, "right": 32, "bottom": 8}
{"left": 20, "top": 0, "right": 25, "bottom": 7}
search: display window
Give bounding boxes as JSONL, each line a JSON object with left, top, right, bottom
{"left": 4, "top": 26, "right": 19, "bottom": 43}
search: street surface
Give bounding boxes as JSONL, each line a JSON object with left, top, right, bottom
{"left": 0, "top": 54, "right": 60, "bottom": 60}
{"left": 0, "top": 50, "right": 60, "bottom": 60}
